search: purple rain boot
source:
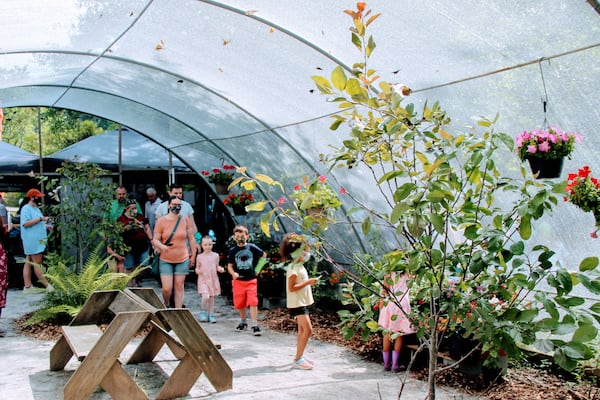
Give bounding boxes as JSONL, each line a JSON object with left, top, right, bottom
{"left": 382, "top": 351, "right": 392, "bottom": 371}
{"left": 392, "top": 350, "right": 404, "bottom": 372}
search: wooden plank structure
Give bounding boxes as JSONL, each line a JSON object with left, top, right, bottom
{"left": 49, "top": 288, "right": 232, "bottom": 400}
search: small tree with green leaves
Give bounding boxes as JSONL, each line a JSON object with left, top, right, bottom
{"left": 234, "top": 3, "right": 600, "bottom": 399}
{"left": 44, "top": 160, "right": 120, "bottom": 271}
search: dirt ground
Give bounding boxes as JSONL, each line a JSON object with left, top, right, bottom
{"left": 15, "top": 305, "right": 599, "bottom": 400}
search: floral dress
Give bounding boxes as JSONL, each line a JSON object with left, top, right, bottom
{"left": 378, "top": 272, "right": 415, "bottom": 335}
{"left": 196, "top": 251, "right": 221, "bottom": 297}
{"left": 0, "top": 240, "right": 7, "bottom": 309}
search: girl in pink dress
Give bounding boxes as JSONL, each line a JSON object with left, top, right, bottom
{"left": 195, "top": 236, "right": 224, "bottom": 322}
{"left": 378, "top": 272, "right": 414, "bottom": 372}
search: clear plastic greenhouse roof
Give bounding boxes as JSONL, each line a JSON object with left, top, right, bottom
{"left": 1, "top": 0, "right": 600, "bottom": 257}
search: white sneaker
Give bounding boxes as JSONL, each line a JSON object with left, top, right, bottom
{"left": 292, "top": 357, "right": 313, "bottom": 370}
{"left": 23, "top": 286, "right": 34, "bottom": 291}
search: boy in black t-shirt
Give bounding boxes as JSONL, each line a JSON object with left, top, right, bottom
{"left": 227, "top": 224, "right": 266, "bottom": 336}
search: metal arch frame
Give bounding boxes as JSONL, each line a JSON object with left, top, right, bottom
{"left": 0, "top": 0, "right": 369, "bottom": 252}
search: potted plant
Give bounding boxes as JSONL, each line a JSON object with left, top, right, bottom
{"left": 201, "top": 165, "right": 236, "bottom": 194}
{"left": 515, "top": 126, "right": 582, "bottom": 178}
{"left": 223, "top": 191, "right": 255, "bottom": 215}
{"left": 565, "top": 165, "right": 600, "bottom": 225}
{"left": 290, "top": 175, "right": 342, "bottom": 215}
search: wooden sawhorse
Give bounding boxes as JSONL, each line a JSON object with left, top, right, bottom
{"left": 49, "top": 288, "right": 232, "bottom": 400}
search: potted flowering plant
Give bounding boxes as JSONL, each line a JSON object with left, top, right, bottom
{"left": 290, "top": 175, "right": 342, "bottom": 215}
{"left": 515, "top": 126, "right": 582, "bottom": 178}
{"left": 223, "top": 191, "right": 255, "bottom": 215}
{"left": 201, "top": 165, "right": 236, "bottom": 194}
{"left": 565, "top": 165, "right": 600, "bottom": 226}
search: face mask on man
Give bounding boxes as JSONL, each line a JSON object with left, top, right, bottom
{"left": 169, "top": 205, "right": 182, "bottom": 214}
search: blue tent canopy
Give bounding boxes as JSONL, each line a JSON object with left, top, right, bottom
{"left": 45, "top": 128, "right": 189, "bottom": 172}
{"left": 0, "top": 141, "right": 39, "bottom": 174}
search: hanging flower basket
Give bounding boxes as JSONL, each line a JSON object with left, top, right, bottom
{"left": 201, "top": 165, "right": 236, "bottom": 194}
{"left": 515, "top": 126, "right": 582, "bottom": 179}
{"left": 223, "top": 191, "right": 254, "bottom": 215}
{"left": 565, "top": 165, "right": 600, "bottom": 227}
{"left": 526, "top": 157, "right": 564, "bottom": 179}
{"left": 214, "top": 183, "right": 229, "bottom": 195}
{"left": 232, "top": 205, "right": 248, "bottom": 216}
{"left": 306, "top": 207, "right": 324, "bottom": 217}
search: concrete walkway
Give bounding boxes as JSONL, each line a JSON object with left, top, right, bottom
{"left": 0, "top": 279, "right": 481, "bottom": 399}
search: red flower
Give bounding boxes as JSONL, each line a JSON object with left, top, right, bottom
{"left": 224, "top": 191, "right": 254, "bottom": 207}
{"left": 201, "top": 170, "right": 210, "bottom": 176}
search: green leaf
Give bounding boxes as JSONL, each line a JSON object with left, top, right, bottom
{"left": 366, "top": 320, "right": 380, "bottom": 331}
{"left": 509, "top": 241, "right": 525, "bottom": 256}
{"left": 393, "top": 183, "right": 416, "bottom": 201}
{"left": 536, "top": 318, "right": 558, "bottom": 330}
{"left": 516, "top": 309, "right": 538, "bottom": 322}
{"left": 430, "top": 213, "right": 444, "bottom": 234}
{"left": 361, "top": 217, "right": 371, "bottom": 235}
{"left": 331, "top": 65, "right": 347, "bottom": 91}
{"left": 579, "top": 256, "right": 599, "bottom": 272}
{"left": 330, "top": 119, "right": 343, "bottom": 131}
{"left": 573, "top": 324, "right": 597, "bottom": 342}
{"left": 351, "top": 32, "right": 362, "bottom": 50}
{"left": 464, "top": 225, "right": 479, "bottom": 240}
{"left": 519, "top": 214, "right": 531, "bottom": 239}
{"left": 366, "top": 35, "right": 376, "bottom": 57}
{"left": 554, "top": 348, "right": 579, "bottom": 371}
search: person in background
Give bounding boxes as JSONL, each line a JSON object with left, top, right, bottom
{"left": 227, "top": 224, "right": 266, "bottom": 336}
{"left": 280, "top": 233, "right": 320, "bottom": 370}
{"left": 195, "top": 235, "right": 224, "bottom": 322}
{"left": 155, "top": 183, "right": 197, "bottom": 234}
{"left": 108, "top": 199, "right": 153, "bottom": 287}
{"left": 378, "top": 271, "right": 415, "bottom": 373}
{"left": 20, "top": 189, "right": 52, "bottom": 291}
{"left": 152, "top": 196, "right": 196, "bottom": 308}
{"left": 104, "top": 185, "right": 142, "bottom": 273}
{"left": 105, "top": 185, "right": 142, "bottom": 222}
{"left": 0, "top": 215, "right": 8, "bottom": 336}
{"left": 0, "top": 195, "right": 8, "bottom": 227}
{"left": 144, "top": 187, "right": 161, "bottom": 232}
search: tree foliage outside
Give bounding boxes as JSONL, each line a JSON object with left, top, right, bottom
{"left": 2, "top": 106, "right": 116, "bottom": 155}
{"left": 233, "top": 3, "right": 600, "bottom": 399}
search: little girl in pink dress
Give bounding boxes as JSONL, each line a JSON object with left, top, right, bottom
{"left": 378, "top": 272, "right": 414, "bottom": 372}
{"left": 195, "top": 236, "right": 224, "bottom": 322}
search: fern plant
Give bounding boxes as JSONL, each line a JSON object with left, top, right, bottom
{"left": 24, "top": 245, "right": 148, "bottom": 325}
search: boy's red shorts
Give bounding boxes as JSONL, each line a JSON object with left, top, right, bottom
{"left": 232, "top": 278, "right": 259, "bottom": 309}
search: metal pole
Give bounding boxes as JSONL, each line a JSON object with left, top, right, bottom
{"left": 118, "top": 125, "right": 123, "bottom": 186}
{"left": 37, "top": 107, "right": 45, "bottom": 199}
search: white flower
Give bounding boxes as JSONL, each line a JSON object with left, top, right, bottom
{"left": 391, "top": 83, "right": 412, "bottom": 97}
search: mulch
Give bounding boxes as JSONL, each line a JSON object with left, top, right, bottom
{"left": 262, "top": 308, "right": 600, "bottom": 400}
{"left": 14, "top": 306, "right": 599, "bottom": 400}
